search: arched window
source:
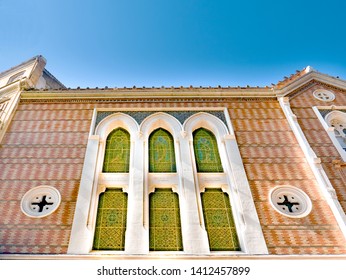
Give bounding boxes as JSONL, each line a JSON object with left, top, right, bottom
{"left": 330, "top": 117, "right": 346, "bottom": 151}
{"left": 149, "top": 128, "right": 176, "bottom": 172}
{"left": 149, "top": 189, "right": 183, "bottom": 251}
{"left": 93, "top": 189, "right": 128, "bottom": 250}
{"left": 103, "top": 128, "right": 130, "bottom": 173}
{"left": 201, "top": 189, "right": 240, "bottom": 251}
{"left": 325, "top": 110, "right": 346, "bottom": 154}
{"left": 193, "top": 128, "right": 223, "bottom": 172}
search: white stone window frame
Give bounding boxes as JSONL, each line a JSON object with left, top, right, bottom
{"left": 68, "top": 107, "right": 268, "bottom": 255}
{"left": 313, "top": 106, "right": 346, "bottom": 162}
{"left": 184, "top": 113, "right": 246, "bottom": 254}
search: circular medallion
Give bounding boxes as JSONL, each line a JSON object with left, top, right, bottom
{"left": 313, "top": 89, "right": 335, "bottom": 102}
{"left": 21, "top": 186, "right": 61, "bottom": 218}
{"left": 269, "top": 186, "right": 312, "bottom": 218}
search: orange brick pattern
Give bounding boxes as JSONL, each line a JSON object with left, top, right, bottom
{"left": 290, "top": 83, "right": 346, "bottom": 215}
{"left": 1, "top": 97, "right": 346, "bottom": 255}
{"left": 229, "top": 101, "right": 346, "bottom": 255}
{"left": 0, "top": 103, "right": 91, "bottom": 254}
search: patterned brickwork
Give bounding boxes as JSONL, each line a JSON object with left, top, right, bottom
{"left": 290, "top": 83, "right": 346, "bottom": 216}
{"left": 0, "top": 102, "right": 92, "bottom": 254}
{"left": 229, "top": 100, "right": 346, "bottom": 255}
{"left": 1, "top": 96, "right": 346, "bottom": 255}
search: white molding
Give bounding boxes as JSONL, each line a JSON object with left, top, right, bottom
{"left": 20, "top": 89, "right": 276, "bottom": 100}
{"left": 279, "top": 98, "right": 346, "bottom": 240}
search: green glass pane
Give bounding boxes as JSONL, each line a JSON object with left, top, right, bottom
{"left": 201, "top": 189, "right": 240, "bottom": 251}
{"left": 149, "top": 128, "right": 176, "bottom": 172}
{"left": 103, "top": 128, "right": 130, "bottom": 173}
{"left": 193, "top": 128, "right": 223, "bottom": 172}
{"left": 93, "top": 189, "right": 128, "bottom": 250}
{"left": 149, "top": 189, "right": 183, "bottom": 251}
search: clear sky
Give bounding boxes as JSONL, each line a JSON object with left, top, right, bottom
{"left": 0, "top": 0, "right": 345, "bottom": 88}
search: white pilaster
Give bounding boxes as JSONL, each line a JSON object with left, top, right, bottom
{"left": 179, "top": 135, "right": 210, "bottom": 254}
{"left": 223, "top": 135, "right": 268, "bottom": 254}
{"left": 125, "top": 133, "right": 148, "bottom": 254}
{"left": 67, "top": 135, "right": 100, "bottom": 254}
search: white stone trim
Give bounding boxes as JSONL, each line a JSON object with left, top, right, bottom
{"left": 279, "top": 98, "right": 346, "bottom": 240}
{"left": 0, "top": 83, "right": 21, "bottom": 143}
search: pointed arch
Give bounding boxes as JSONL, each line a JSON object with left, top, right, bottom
{"left": 324, "top": 110, "right": 346, "bottom": 157}
{"left": 140, "top": 112, "right": 183, "bottom": 138}
{"left": 103, "top": 128, "right": 130, "bottom": 173}
{"left": 193, "top": 128, "right": 223, "bottom": 172}
{"left": 183, "top": 112, "right": 230, "bottom": 140}
{"left": 95, "top": 112, "right": 139, "bottom": 140}
{"left": 149, "top": 128, "right": 176, "bottom": 173}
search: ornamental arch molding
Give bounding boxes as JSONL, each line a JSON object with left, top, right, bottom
{"left": 140, "top": 112, "right": 183, "bottom": 139}
{"left": 183, "top": 112, "right": 230, "bottom": 140}
{"left": 95, "top": 112, "right": 139, "bottom": 140}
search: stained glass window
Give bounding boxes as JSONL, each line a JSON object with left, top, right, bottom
{"left": 149, "top": 128, "right": 176, "bottom": 172}
{"left": 193, "top": 128, "right": 223, "bottom": 172}
{"left": 149, "top": 189, "right": 183, "bottom": 251}
{"left": 103, "top": 128, "right": 130, "bottom": 173}
{"left": 201, "top": 189, "right": 240, "bottom": 251}
{"left": 93, "top": 189, "right": 128, "bottom": 250}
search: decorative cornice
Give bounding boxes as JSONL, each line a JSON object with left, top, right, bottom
{"left": 19, "top": 96, "right": 278, "bottom": 104}
{"left": 20, "top": 88, "right": 279, "bottom": 103}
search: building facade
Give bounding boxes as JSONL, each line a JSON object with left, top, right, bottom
{"left": 1, "top": 56, "right": 346, "bottom": 258}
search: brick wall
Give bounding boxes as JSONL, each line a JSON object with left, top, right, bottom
{"left": 1, "top": 97, "right": 345, "bottom": 254}
{"left": 0, "top": 102, "right": 92, "bottom": 254}
{"left": 229, "top": 100, "right": 346, "bottom": 254}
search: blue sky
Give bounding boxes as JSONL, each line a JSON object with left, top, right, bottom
{"left": 0, "top": 0, "right": 346, "bottom": 88}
